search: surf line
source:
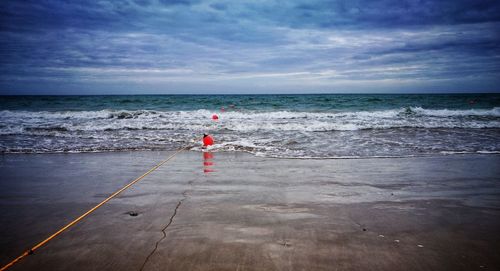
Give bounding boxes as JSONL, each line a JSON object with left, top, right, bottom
{"left": 0, "top": 146, "right": 189, "bottom": 271}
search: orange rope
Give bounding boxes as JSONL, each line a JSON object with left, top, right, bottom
{"left": 0, "top": 147, "right": 188, "bottom": 271}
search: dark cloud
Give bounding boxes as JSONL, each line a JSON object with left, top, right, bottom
{"left": 210, "top": 3, "right": 227, "bottom": 11}
{"left": 0, "top": 0, "right": 499, "bottom": 94}
{"left": 158, "top": 0, "right": 200, "bottom": 6}
{"left": 290, "top": 0, "right": 500, "bottom": 28}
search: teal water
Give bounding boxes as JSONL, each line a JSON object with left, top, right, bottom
{"left": 1, "top": 94, "right": 499, "bottom": 157}
{"left": 1, "top": 94, "right": 499, "bottom": 112}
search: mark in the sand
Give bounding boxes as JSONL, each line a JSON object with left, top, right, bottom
{"left": 244, "top": 204, "right": 317, "bottom": 220}
{"left": 247, "top": 204, "right": 310, "bottom": 213}
{"left": 350, "top": 217, "right": 367, "bottom": 232}
{"left": 277, "top": 239, "right": 292, "bottom": 248}
{"left": 139, "top": 191, "right": 189, "bottom": 271}
{"left": 126, "top": 211, "right": 139, "bottom": 217}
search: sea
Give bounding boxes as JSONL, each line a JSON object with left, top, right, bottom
{"left": 0, "top": 94, "right": 499, "bottom": 158}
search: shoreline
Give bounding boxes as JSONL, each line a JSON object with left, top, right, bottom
{"left": 2, "top": 149, "right": 500, "bottom": 159}
{"left": 1, "top": 151, "right": 499, "bottom": 270}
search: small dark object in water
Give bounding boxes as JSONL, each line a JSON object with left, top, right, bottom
{"left": 363, "top": 228, "right": 367, "bottom": 231}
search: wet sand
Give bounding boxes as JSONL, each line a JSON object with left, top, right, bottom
{"left": 1, "top": 151, "right": 499, "bottom": 270}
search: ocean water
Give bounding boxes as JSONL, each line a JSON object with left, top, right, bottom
{"left": 0, "top": 94, "right": 499, "bottom": 158}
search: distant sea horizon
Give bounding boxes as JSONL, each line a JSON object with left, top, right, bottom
{"left": 2, "top": 92, "right": 500, "bottom": 96}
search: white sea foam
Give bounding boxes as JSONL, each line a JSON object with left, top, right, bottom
{"left": 1, "top": 107, "right": 499, "bottom": 133}
{"left": 1, "top": 107, "right": 499, "bottom": 156}
{"left": 411, "top": 107, "right": 500, "bottom": 117}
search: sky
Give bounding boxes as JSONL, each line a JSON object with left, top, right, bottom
{"left": 1, "top": 0, "right": 499, "bottom": 94}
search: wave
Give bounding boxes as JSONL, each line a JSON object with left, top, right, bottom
{"left": 410, "top": 107, "right": 500, "bottom": 117}
{"left": 1, "top": 107, "right": 499, "bottom": 156}
{"left": 1, "top": 106, "right": 499, "bottom": 119}
{"left": 0, "top": 109, "right": 165, "bottom": 120}
{"left": 0, "top": 107, "right": 499, "bottom": 134}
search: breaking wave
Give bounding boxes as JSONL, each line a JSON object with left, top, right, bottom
{"left": 1, "top": 107, "right": 499, "bottom": 157}
{"left": 1, "top": 107, "right": 499, "bottom": 133}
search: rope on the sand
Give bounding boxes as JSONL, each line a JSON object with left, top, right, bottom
{"left": 0, "top": 146, "right": 189, "bottom": 271}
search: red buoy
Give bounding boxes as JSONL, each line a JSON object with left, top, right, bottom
{"left": 203, "top": 134, "right": 214, "bottom": 146}
{"left": 212, "top": 114, "right": 219, "bottom": 120}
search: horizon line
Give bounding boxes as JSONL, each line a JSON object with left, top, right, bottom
{"left": 1, "top": 92, "right": 499, "bottom": 96}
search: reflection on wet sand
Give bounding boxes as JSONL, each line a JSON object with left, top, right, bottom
{"left": 203, "top": 151, "right": 215, "bottom": 173}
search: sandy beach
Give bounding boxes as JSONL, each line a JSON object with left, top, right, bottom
{"left": 1, "top": 151, "right": 499, "bottom": 270}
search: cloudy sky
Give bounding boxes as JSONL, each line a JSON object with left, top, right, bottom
{"left": 1, "top": 0, "right": 499, "bottom": 94}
